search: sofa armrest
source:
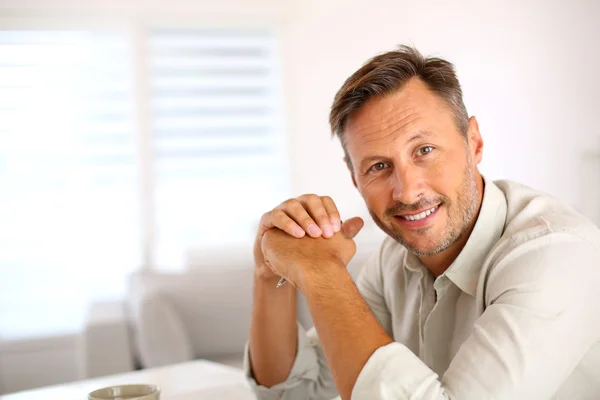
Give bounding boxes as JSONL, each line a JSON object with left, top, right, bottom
{"left": 82, "top": 300, "right": 135, "bottom": 378}
{"left": 127, "top": 287, "right": 195, "bottom": 369}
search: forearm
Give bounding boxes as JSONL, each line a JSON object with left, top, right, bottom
{"left": 249, "top": 273, "right": 298, "bottom": 387}
{"left": 300, "top": 261, "right": 393, "bottom": 400}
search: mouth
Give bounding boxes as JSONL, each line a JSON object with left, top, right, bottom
{"left": 398, "top": 205, "right": 439, "bottom": 221}
{"left": 393, "top": 204, "right": 441, "bottom": 227}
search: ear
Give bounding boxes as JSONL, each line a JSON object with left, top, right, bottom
{"left": 344, "top": 156, "right": 358, "bottom": 189}
{"left": 467, "top": 116, "right": 484, "bottom": 165}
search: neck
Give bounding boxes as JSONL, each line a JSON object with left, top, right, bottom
{"left": 419, "top": 174, "right": 485, "bottom": 277}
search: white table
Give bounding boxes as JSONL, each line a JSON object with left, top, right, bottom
{"left": 0, "top": 360, "right": 257, "bottom": 400}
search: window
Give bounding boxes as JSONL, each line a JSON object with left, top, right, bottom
{"left": 149, "top": 29, "right": 288, "bottom": 267}
{"left": 0, "top": 27, "right": 287, "bottom": 338}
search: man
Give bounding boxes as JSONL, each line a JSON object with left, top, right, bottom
{"left": 243, "top": 45, "right": 600, "bottom": 399}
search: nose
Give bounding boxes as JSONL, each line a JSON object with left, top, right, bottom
{"left": 391, "top": 165, "right": 425, "bottom": 205}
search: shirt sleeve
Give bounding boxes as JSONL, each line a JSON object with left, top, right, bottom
{"left": 351, "top": 233, "right": 600, "bottom": 399}
{"left": 241, "top": 242, "right": 393, "bottom": 400}
{"left": 243, "top": 321, "right": 339, "bottom": 400}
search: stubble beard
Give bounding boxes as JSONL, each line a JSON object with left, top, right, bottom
{"left": 369, "top": 162, "right": 480, "bottom": 257}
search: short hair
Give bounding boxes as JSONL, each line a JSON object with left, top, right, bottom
{"left": 329, "top": 45, "right": 469, "bottom": 155}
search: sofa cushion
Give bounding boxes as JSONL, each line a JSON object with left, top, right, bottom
{"left": 126, "top": 268, "right": 254, "bottom": 363}
{"left": 130, "top": 290, "right": 194, "bottom": 368}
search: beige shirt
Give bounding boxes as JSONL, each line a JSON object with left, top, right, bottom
{"left": 244, "top": 178, "right": 600, "bottom": 400}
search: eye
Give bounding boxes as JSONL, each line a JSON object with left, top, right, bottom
{"left": 369, "top": 161, "right": 389, "bottom": 173}
{"left": 416, "top": 146, "right": 434, "bottom": 157}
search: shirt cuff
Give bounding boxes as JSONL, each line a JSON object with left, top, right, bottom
{"left": 352, "top": 342, "right": 443, "bottom": 400}
{"left": 243, "top": 321, "right": 320, "bottom": 397}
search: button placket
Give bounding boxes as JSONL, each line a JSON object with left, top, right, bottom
{"left": 421, "top": 275, "right": 449, "bottom": 366}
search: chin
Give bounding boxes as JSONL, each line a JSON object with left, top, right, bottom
{"left": 392, "top": 231, "right": 451, "bottom": 257}
{"left": 408, "top": 244, "right": 447, "bottom": 257}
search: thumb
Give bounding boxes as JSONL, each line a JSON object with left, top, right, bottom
{"left": 341, "top": 216, "right": 364, "bottom": 239}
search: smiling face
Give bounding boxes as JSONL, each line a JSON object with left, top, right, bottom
{"left": 344, "top": 78, "right": 484, "bottom": 258}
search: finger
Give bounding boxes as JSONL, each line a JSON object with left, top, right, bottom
{"left": 300, "top": 195, "right": 334, "bottom": 238}
{"left": 278, "top": 200, "right": 322, "bottom": 237}
{"left": 281, "top": 197, "right": 322, "bottom": 238}
{"left": 341, "top": 216, "right": 364, "bottom": 239}
{"left": 321, "top": 196, "right": 341, "bottom": 233}
{"left": 269, "top": 209, "right": 306, "bottom": 238}
{"left": 258, "top": 211, "right": 276, "bottom": 235}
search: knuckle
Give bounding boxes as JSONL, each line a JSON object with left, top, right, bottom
{"left": 284, "top": 220, "right": 298, "bottom": 231}
{"left": 279, "top": 198, "right": 296, "bottom": 208}
{"left": 281, "top": 198, "right": 302, "bottom": 212}
{"left": 300, "top": 193, "right": 319, "bottom": 204}
{"left": 271, "top": 209, "right": 287, "bottom": 221}
{"left": 259, "top": 211, "right": 271, "bottom": 224}
{"left": 301, "top": 217, "right": 316, "bottom": 227}
{"left": 321, "top": 196, "right": 338, "bottom": 213}
{"left": 306, "top": 194, "right": 322, "bottom": 206}
{"left": 321, "top": 195, "right": 333, "bottom": 204}
{"left": 313, "top": 211, "right": 329, "bottom": 221}
{"left": 288, "top": 201, "right": 306, "bottom": 214}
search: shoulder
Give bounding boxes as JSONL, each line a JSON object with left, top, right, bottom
{"left": 493, "top": 179, "right": 600, "bottom": 249}
{"left": 486, "top": 180, "right": 600, "bottom": 305}
{"left": 356, "top": 236, "right": 408, "bottom": 290}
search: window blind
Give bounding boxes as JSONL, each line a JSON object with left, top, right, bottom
{"left": 0, "top": 27, "right": 289, "bottom": 338}
{"left": 148, "top": 29, "right": 288, "bottom": 267}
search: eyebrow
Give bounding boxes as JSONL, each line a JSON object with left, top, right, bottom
{"left": 405, "top": 131, "right": 433, "bottom": 145}
{"left": 357, "top": 130, "right": 436, "bottom": 171}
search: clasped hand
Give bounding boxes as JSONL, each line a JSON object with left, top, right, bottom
{"left": 253, "top": 194, "right": 364, "bottom": 289}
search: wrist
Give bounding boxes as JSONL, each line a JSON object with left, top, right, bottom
{"left": 254, "top": 268, "right": 294, "bottom": 292}
{"left": 254, "top": 268, "right": 277, "bottom": 283}
{"left": 297, "top": 256, "right": 349, "bottom": 294}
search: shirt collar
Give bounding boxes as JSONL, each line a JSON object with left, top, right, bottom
{"left": 444, "top": 175, "right": 507, "bottom": 296}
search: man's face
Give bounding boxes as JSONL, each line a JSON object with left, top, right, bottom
{"left": 344, "top": 79, "right": 483, "bottom": 256}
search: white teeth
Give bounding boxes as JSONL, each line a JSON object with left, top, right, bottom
{"left": 402, "top": 206, "right": 438, "bottom": 221}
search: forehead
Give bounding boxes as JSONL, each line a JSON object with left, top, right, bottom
{"left": 343, "top": 78, "right": 455, "bottom": 150}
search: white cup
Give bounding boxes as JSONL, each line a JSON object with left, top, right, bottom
{"left": 88, "top": 384, "right": 161, "bottom": 400}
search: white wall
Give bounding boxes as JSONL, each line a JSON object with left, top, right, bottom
{"left": 1, "top": 0, "right": 597, "bottom": 232}
{"left": 281, "top": 0, "right": 600, "bottom": 230}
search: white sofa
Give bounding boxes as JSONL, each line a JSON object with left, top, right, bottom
{"left": 82, "top": 239, "right": 381, "bottom": 378}
{"left": 83, "top": 267, "right": 255, "bottom": 376}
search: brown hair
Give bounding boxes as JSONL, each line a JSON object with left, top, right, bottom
{"left": 329, "top": 45, "right": 469, "bottom": 167}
